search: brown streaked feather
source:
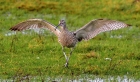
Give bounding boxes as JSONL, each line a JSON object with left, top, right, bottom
{"left": 75, "top": 19, "right": 131, "bottom": 41}
{"left": 10, "top": 19, "right": 60, "bottom": 37}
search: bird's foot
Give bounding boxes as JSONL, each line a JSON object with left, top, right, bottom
{"left": 64, "top": 62, "right": 69, "bottom": 68}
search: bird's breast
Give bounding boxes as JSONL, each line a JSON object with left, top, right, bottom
{"left": 58, "top": 31, "right": 77, "bottom": 48}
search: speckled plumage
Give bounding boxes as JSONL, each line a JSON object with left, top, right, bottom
{"left": 10, "top": 18, "right": 131, "bottom": 67}
{"left": 58, "top": 29, "right": 77, "bottom": 48}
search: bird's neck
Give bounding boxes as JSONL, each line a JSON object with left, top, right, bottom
{"left": 60, "top": 26, "right": 69, "bottom": 32}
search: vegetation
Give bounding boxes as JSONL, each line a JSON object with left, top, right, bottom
{"left": 0, "top": 0, "right": 140, "bottom": 81}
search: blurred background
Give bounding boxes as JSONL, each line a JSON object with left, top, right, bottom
{"left": 0, "top": 0, "right": 139, "bottom": 31}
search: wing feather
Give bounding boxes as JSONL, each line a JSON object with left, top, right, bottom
{"left": 10, "top": 19, "right": 60, "bottom": 37}
{"left": 75, "top": 19, "right": 131, "bottom": 41}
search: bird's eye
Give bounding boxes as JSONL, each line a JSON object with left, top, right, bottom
{"left": 61, "top": 22, "right": 64, "bottom": 24}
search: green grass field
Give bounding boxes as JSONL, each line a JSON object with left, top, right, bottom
{"left": 0, "top": 0, "right": 140, "bottom": 81}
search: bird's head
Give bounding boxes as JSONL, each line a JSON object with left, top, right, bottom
{"left": 55, "top": 20, "right": 66, "bottom": 30}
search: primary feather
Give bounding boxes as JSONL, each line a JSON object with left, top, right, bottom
{"left": 10, "top": 19, "right": 60, "bottom": 37}
{"left": 75, "top": 19, "right": 131, "bottom": 41}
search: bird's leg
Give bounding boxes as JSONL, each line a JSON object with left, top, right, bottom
{"left": 62, "top": 46, "right": 75, "bottom": 67}
{"left": 65, "top": 47, "right": 74, "bottom": 67}
{"left": 70, "top": 47, "right": 74, "bottom": 56}
{"left": 62, "top": 47, "right": 69, "bottom": 67}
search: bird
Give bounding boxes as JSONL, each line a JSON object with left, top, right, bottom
{"left": 10, "top": 18, "right": 131, "bottom": 67}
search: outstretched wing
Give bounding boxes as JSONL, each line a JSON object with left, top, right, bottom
{"left": 75, "top": 19, "right": 131, "bottom": 41}
{"left": 10, "top": 19, "right": 60, "bottom": 37}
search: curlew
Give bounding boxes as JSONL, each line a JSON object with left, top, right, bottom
{"left": 10, "top": 19, "right": 131, "bottom": 67}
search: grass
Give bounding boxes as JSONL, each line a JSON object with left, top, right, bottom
{"left": 0, "top": 0, "right": 140, "bottom": 81}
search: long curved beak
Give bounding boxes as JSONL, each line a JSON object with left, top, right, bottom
{"left": 55, "top": 23, "right": 60, "bottom": 30}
